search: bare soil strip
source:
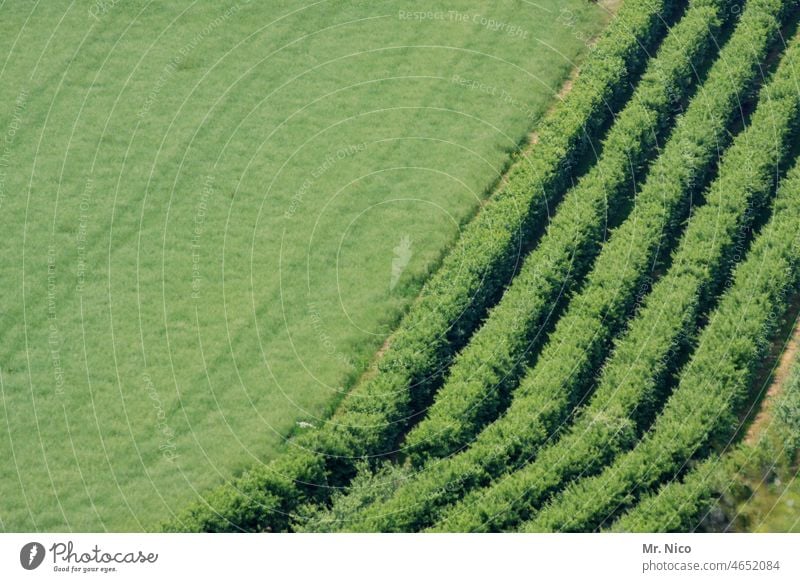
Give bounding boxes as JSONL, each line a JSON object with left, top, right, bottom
{"left": 745, "top": 317, "right": 800, "bottom": 443}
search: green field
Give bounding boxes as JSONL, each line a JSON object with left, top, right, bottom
{"left": 161, "top": 0, "right": 800, "bottom": 534}
{"left": 0, "top": 1, "right": 611, "bottom": 531}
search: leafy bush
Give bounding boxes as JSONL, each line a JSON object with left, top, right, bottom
{"left": 523, "top": 127, "right": 800, "bottom": 531}
{"left": 403, "top": 0, "right": 733, "bottom": 467}
{"left": 332, "top": 0, "right": 790, "bottom": 533}
{"left": 434, "top": 0, "right": 798, "bottom": 532}
{"left": 167, "top": 0, "right": 682, "bottom": 532}
{"left": 611, "top": 342, "right": 800, "bottom": 532}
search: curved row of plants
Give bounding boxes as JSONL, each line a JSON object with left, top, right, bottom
{"left": 522, "top": 117, "right": 800, "bottom": 531}
{"left": 327, "top": 0, "right": 785, "bottom": 533}
{"left": 432, "top": 0, "right": 798, "bottom": 532}
{"left": 167, "top": 0, "right": 681, "bottom": 532}
{"left": 403, "top": 0, "right": 733, "bottom": 467}
{"left": 610, "top": 332, "right": 800, "bottom": 532}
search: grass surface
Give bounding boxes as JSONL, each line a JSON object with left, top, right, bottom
{"left": 0, "top": 0, "right": 610, "bottom": 531}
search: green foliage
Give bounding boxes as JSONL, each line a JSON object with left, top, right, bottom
{"left": 612, "top": 344, "right": 800, "bottom": 532}
{"left": 434, "top": 0, "right": 798, "bottom": 532}
{"left": 0, "top": 1, "right": 613, "bottom": 532}
{"left": 610, "top": 457, "right": 727, "bottom": 532}
{"left": 294, "top": 462, "right": 412, "bottom": 532}
{"left": 327, "top": 0, "right": 790, "bottom": 533}
{"left": 403, "top": 0, "right": 732, "bottom": 467}
{"left": 168, "top": 0, "right": 679, "bottom": 532}
{"left": 523, "top": 140, "right": 800, "bottom": 532}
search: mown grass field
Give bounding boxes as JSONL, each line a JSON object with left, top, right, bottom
{"left": 0, "top": 1, "right": 612, "bottom": 530}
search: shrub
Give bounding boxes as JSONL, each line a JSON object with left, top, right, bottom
{"left": 434, "top": 0, "right": 799, "bottom": 532}
{"left": 166, "top": 0, "right": 681, "bottom": 532}
{"left": 335, "top": 0, "right": 792, "bottom": 533}
{"left": 403, "top": 0, "right": 733, "bottom": 467}
{"left": 611, "top": 347, "right": 800, "bottom": 532}
{"left": 524, "top": 138, "right": 800, "bottom": 532}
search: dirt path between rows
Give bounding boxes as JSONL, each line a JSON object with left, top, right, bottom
{"left": 745, "top": 318, "right": 800, "bottom": 444}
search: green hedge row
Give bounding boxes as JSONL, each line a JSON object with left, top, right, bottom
{"left": 166, "top": 0, "right": 680, "bottom": 532}
{"left": 611, "top": 335, "right": 800, "bottom": 532}
{"left": 402, "top": 0, "right": 732, "bottom": 467}
{"left": 332, "top": 0, "right": 786, "bottom": 533}
{"left": 610, "top": 455, "right": 727, "bottom": 532}
{"left": 523, "top": 122, "right": 800, "bottom": 532}
{"left": 433, "top": 0, "right": 796, "bottom": 532}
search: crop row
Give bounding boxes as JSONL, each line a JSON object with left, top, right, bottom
{"left": 333, "top": 0, "right": 785, "bottom": 533}
{"left": 611, "top": 335, "right": 800, "bottom": 532}
{"left": 402, "top": 0, "right": 733, "bottom": 467}
{"left": 167, "top": 0, "right": 681, "bottom": 532}
{"left": 523, "top": 109, "right": 800, "bottom": 531}
{"left": 432, "top": 0, "right": 798, "bottom": 532}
